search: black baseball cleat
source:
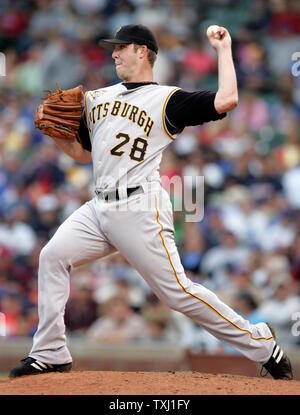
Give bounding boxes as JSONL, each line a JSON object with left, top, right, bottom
{"left": 261, "top": 323, "right": 293, "bottom": 380}
{"left": 9, "top": 357, "right": 72, "bottom": 378}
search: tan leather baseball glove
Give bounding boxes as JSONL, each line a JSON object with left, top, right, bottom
{"left": 34, "top": 83, "right": 83, "bottom": 140}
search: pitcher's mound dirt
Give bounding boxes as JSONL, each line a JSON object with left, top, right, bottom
{"left": 0, "top": 371, "right": 299, "bottom": 395}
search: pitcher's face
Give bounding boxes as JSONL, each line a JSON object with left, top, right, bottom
{"left": 112, "top": 43, "right": 141, "bottom": 81}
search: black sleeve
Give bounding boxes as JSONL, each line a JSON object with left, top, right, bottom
{"left": 165, "top": 89, "right": 227, "bottom": 135}
{"left": 76, "top": 109, "right": 92, "bottom": 152}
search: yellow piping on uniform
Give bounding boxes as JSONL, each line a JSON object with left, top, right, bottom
{"left": 162, "top": 88, "right": 180, "bottom": 141}
{"left": 154, "top": 195, "right": 274, "bottom": 342}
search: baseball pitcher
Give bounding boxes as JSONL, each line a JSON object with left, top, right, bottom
{"left": 10, "top": 24, "right": 292, "bottom": 380}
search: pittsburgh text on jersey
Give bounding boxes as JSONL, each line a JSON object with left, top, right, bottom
{"left": 88, "top": 100, "right": 154, "bottom": 137}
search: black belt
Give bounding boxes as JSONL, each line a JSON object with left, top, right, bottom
{"left": 95, "top": 186, "right": 142, "bottom": 201}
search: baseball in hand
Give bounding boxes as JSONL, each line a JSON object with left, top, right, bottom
{"left": 206, "top": 25, "right": 221, "bottom": 39}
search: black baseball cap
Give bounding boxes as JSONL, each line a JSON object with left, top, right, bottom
{"left": 99, "top": 24, "right": 158, "bottom": 54}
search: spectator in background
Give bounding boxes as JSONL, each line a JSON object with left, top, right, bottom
{"left": 269, "top": 0, "right": 300, "bottom": 37}
{"left": 107, "top": 0, "right": 136, "bottom": 34}
{"left": 0, "top": 209, "right": 37, "bottom": 256}
{"left": 269, "top": 87, "right": 298, "bottom": 137}
{"left": 0, "top": 152, "right": 25, "bottom": 203}
{"left": 15, "top": 44, "right": 44, "bottom": 97}
{"left": 273, "top": 118, "right": 300, "bottom": 170}
{"left": 235, "top": 42, "right": 273, "bottom": 92}
{"left": 32, "top": 193, "right": 61, "bottom": 240}
{"left": 215, "top": 263, "right": 264, "bottom": 306}
{"left": 134, "top": 0, "right": 168, "bottom": 31}
{"left": 11, "top": 239, "right": 42, "bottom": 296}
{"left": 86, "top": 294, "right": 147, "bottom": 344}
{"left": 28, "top": 0, "right": 61, "bottom": 41}
{"left": 199, "top": 207, "right": 226, "bottom": 249}
{"left": 259, "top": 209, "right": 296, "bottom": 254}
{"left": 180, "top": 223, "right": 206, "bottom": 274}
{"left": 142, "top": 307, "right": 180, "bottom": 344}
{"left": 230, "top": 89, "right": 270, "bottom": 133}
{"left": 219, "top": 185, "right": 257, "bottom": 243}
{"left": 265, "top": 0, "right": 300, "bottom": 76}
{"left": 251, "top": 154, "right": 283, "bottom": 195}
{"left": 201, "top": 231, "right": 251, "bottom": 278}
{"left": 23, "top": 141, "right": 65, "bottom": 205}
{"left": 282, "top": 163, "right": 300, "bottom": 209}
{"left": 65, "top": 283, "right": 98, "bottom": 337}
{"left": 142, "top": 292, "right": 196, "bottom": 348}
{"left": 0, "top": 5, "right": 29, "bottom": 51}
{"left": 0, "top": 294, "right": 22, "bottom": 339}
{"left": 39, "top": 31, "right": 85, "bottom": 90}
{"left": 16, "top": 306, "right": 38, "bottom": 338}
{"left": 180, "top": 39, "right": 217, "bottom": 82}
{"left": 243, "top": 0, "right": 271, "bottom": 35}
{"left": 233, "top": 290, "right": 267, "bottom": 324}
{"left": 258, "top": 273, "right": 300, "bottom": 349}
{"left": 0, "top": 245, "right": 15, "bottom": 294}
{"left": 212, "top": 124, "right": 254, "bottom": 161}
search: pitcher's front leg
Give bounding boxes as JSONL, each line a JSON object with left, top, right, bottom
{"left": 30, "top": 201, "right": 116, "bottom": 364}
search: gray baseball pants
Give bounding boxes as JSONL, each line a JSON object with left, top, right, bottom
{"left": 29, "top": 184, "right": 275, "bottom": 364}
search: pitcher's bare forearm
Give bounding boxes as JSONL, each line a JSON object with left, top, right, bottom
{"left": 51, "top": 136, "right": 92, "bottom": 163}
{"left": 215, "top": 46, "right": 238, "bottom": 113}
{"left": 207, "top": 27, "right": 238, "bottom": 114}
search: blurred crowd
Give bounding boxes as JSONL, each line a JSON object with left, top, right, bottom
{"left": 1, "top": 0, "right": 300, "bottom": 354}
